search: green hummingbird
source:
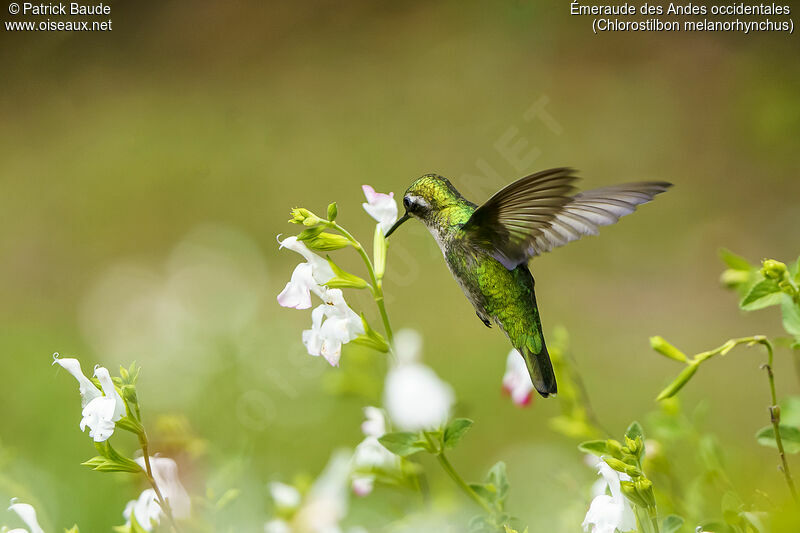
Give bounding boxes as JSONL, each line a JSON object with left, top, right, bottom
{"left": 384, "top": 168, "right": 671, "bottom": 398}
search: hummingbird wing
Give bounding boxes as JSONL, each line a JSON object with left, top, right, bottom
{"left": 462, "top": 168, "right": 671, "bottom": 269}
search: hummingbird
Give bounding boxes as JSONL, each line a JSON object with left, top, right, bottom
{"left": 384, "top": 168, "right": 671, "bottom": 398}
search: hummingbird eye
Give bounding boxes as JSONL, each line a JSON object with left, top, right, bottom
{"left": 403, "top": 196, "right": 413, "bottom": 211}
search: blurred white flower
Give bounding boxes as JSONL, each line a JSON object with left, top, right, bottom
{"left": 302, "top": 289, "right": 364, "bottom": 366}
{"left": 393, "top": 328, "right": 422, "bottom": 365}
{"left": 133, "top": 456, "right": 191, "bottom": 520}
{"left": 384, "top": 329, "right": 454, "bottom": 431}
{"left": 122, "top": 489, "right": 161, "bottom": 531}
{"left": 291, "top": 450, "right": 353, "bottom": 533}
{"left": 502, "top": 349, "right": 534, "bottom": 407}
{"left": 264, "top": 519, "right": 292, "bottom": 533}
{"left": 351, "top": 407, "right": 399, "bottom": 496}
{"left": 54, "top": 355, "right": 125, "bottom": 442}
{"left": 7, "top": 499, "right": 44, "bottom": 533}
{"left": 277, "top": 235, "right": 337, "bottom": 310}
{"left": 582, "top": 462, "right": 636, "bottom": 533}
{"left": 269, "top": 482, "right": 301, "bottom": 511}
{"left": 361, "top": 185, "right": 398, "bottom": 235}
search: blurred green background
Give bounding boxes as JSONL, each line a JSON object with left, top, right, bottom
{"left": 1, "top": 1, "right": 799, "bottom": 530}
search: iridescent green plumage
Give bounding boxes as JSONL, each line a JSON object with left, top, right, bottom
{"left": 387, "top": 169, "right": 671, "bottom": 398}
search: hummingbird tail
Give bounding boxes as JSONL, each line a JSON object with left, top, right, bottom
{"left": 521, "top": 343, "right": 557, "bottom": 398}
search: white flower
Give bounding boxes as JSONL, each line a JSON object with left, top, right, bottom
{"left": 53, "top": 355, "right": 126, "bottom": 442}
{"left": 133, "top": 456, "right": 191, "bottom": 520}
{"left": 384, "top": 329, "right": 454, "bottom": 431}
{"left": 351, "top": 407, "right": 399, "bottom": 496}
{"left": 582, "top": 462, "right": 637, "bottom": 533}
{"left": 502, "top": 349, "right": 534, "bottom": 407}
{"left": 292, "top": 450, "right": 352, "bottom": 533}
{"left": 269, "top": 482, "right": 301, "bottom": 511}
{"left": 361, "top": 185, "right": 398, "bottom": 235}
{"left": 277, "top": 236, "right": 335, "bottom": 309}
{"left": 264, "top": 519, "right": 292, "bottom": 533}
{"left": 302, "top": 289, "right": 364, "bottom": 366}
{"left": 123, "top": 489, "right": 161, "bottom": 531}
{"left": 7, "top": 499, "right": 44, "bottom": 533}
{"left": 52, "top": 354, "right": 102, "bottom": 407}
{"left": 393, "top": 329, "right": 422, "bottom": 365}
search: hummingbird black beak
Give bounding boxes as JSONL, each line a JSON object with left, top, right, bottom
{"left": 384, "top": 213, "right": 410, "bottom": 238}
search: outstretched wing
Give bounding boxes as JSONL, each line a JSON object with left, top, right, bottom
{"left": 461, "top": 168, "right": 671, "bottom": 269}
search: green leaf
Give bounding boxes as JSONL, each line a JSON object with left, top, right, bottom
{"left": 625, "top": 421, "right": 645, "bottom": 441}
{"left": 661, "top": 515, "right": 684, "bottom": 533}
{"left": 443, "top": 418, "right": 473, "bottom": 449}
{"left": 351, "top": 314, "right": 390, "bottom": 352}
{"left": 323, "top": 258, "right": 369, "bottom": 289}
{"left": 64, "top": 525, "right": 80, "bottom": 533}
{"left": 719, "top": 248, "right": 752, "bottom": 270}
{"left": 378, "top": 432, "right": 428, "bottom": 456}
{"left": 779, "top": 395, "right": 800, "bottom": 427}
{"left": 790, "top": 256, "right": 800, "bottom": 278}
{"left": 656, "top": 363, "right": 699, "bottom": 401}
{"left": 577, "top": 440, "right": 608, "bottom": 456}
{"left": 781, "top": 296, "right": 800, "bottom": 336}
{"left": 741, "top": 279, "right": 783, "bottom": 310}
{"left": 487, "top": 461, "right": 510, "bottom": 505}
{"left": 755, "top": 425, "right": 800, "bottom": 454}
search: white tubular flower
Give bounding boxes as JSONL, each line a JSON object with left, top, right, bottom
{"left": 351, "top": 407, "right": 399, "bottom": 496}
{"left": 79, "top": 365, "right": 126, "bottom": 442}
{"left": 582, "top": 462, "right": 636, "bottom": 533}
{"left": 384, "top": 329, "right": 454, "bottom": 431}
{"left": 302, "top": 289, "right": 364, "bottom": 366}
{"left": 7, "top": 499, "right": 44, "bottom": 533}
{"left": 134, "top": 456, "right": 191, "bottom": 520}
{"left": 52, "top": 354, "right": 102, "bottom": 407}
{"left": 123, "top": 489, "right": 161, "bottom": 531}
{"left": 502, "top": 349, "right": 534, "bottom": 407}
{"left": 361, "top": 185, "right": 398, "bottom": 235}
{"left": 269, "top": 482, "right": 301, "bottom": 511}
{"left": 277, "top": 236, "right": 335, "bottom": 310}
{"left": 393, "top": 329, "right": 422, "bottom": 365}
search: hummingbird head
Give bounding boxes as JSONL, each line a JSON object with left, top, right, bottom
{"left": 385, "top": 174, "right": 467, "bottom": 237}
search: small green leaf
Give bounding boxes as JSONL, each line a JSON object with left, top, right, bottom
{"left": 781, "top": 297, "right": 800, "bottom": 336}
{"left": 577, "top": 440, "right": 608, "bottom": 456}
{"left": 443, "top": 418, "right": 473, "bottom": 449}
{"left": 625, "top": 421, "right": 644, "bottom": 441}
{"left": 755, "top": 425, "right": 800, "bottom": 454}
{"left": 779, "top": 396, "right": 800, "bottom": 427}
{"left": 327, "top": 202, "right": 338, "bottom": 221}
{"left": 661, "top": 515, "right": 684, "bottom": 533}
{"left": 719, "top": 248, "right": 752, "bottom": 270}
{"left": 378, "top": 432, "right": 427, "bottom": 456}
{"left": 64, "top": 526, "right": 80, "bottom": 533}
{"left": 487, "top": 461, "right": 509, "bottom": 505}
{"left": 741, "top": 279, "right": 783, "bottom": 310}
{"left": 656, "top": 363, "right": 699, "bottom": 401}
{"left": 351, "top": 314, "right": 390, "bottom": 352}
{"left": 324, "top": 258, "right": 369, "bottom": 289}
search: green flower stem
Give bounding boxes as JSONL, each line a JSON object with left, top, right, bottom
{"left": 139, "top": 432, "right": 181, "bottom": 533}
{"left": 422, "top": 433, "right": 495, "bottom": 517}
{"left": 328, "top": 221, "right": 394, "bottom": 344}
{"left": 760, "top": 340, "right": 799, "bottom": 504}
{"left": 436, "top": 451, "right": 494, "bottom": 516}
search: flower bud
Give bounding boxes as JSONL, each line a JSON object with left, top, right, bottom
{"left": 649, "top": 336, "right": 688, "bottom": 363}
{"left": 327, "top": 202, "right": 338, "bottom": 221}
{"left": 720, "top": 268, "right": 750, "bottom": 288}
{"left": 303, "top": 233, "right": 351, "bottom": 251}
{"left": 289, "top": 208, "right": 321, "bottom": 226}
{"left": 761, "top": 259, "right": 787, "bottom": 280}
{"left": 603, "top": 457, "right": 640, "bottom": 477}
{"left": 635, "top": 478, "right": 656, "bottom": 508}
{"left": 620, "top": 480, "right": 649, "bottom": 508}
{"left": 656, "top": 363, "right": 699, "bottom": 401}
{"left": 605, "top": 439, "right": 624, "bottom": 458}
